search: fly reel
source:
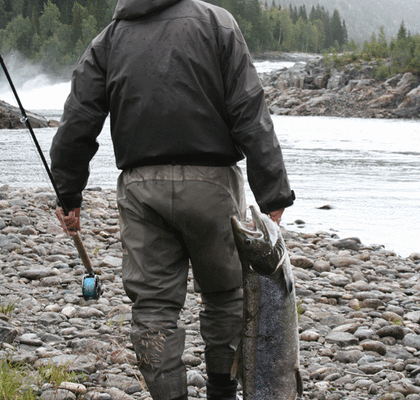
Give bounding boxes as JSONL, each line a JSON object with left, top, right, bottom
{"left": 82, "top": 275, "right": 102, "bottom": 301}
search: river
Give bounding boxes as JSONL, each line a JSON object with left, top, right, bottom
{"left": 0, "top": 60, "right": 419, "bottom": 257}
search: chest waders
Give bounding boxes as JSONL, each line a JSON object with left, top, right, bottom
{"left": 0, "top": 53, "right": 101, "bottom": 301}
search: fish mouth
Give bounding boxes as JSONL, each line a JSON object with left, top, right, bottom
{"left": 232, "top": 218, "right": 261, "bottom": 238}
{"left": 250, "top": 205, "right": 271, "bottom": 241}
{"left": 231, "top": 206, "right": 270, "bottom": 241}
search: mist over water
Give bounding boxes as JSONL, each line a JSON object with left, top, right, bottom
{"left": 0, "top": 52, "right": 71, "bottom": 110}
{"left": 0, "top": 60, "right": 419, "bottom": 257}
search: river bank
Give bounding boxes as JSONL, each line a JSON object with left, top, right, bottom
{"left": 257, "top": 55, "right": 420, "bottom": 120}
{"left": 1, "top": 186, "right": 420, "bottom": 400}
{"left": 1, "top": 53, "right": 420, "bottom": 129}
{"left": 0, "top": 100, "right": 59, "bottom": 129}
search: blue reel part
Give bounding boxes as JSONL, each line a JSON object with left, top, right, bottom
{"left": 82, "top": 275, "right": 101, "bottom": 300}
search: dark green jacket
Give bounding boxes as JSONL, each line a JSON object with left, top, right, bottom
{"left": 50, "top": 0, "right": 295, "bottom": 212}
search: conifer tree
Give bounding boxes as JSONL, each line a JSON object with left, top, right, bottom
{"left": 397, "top": 20, "right": 407, "bottom": 41}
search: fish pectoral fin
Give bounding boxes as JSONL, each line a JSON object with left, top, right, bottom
{"left": 296, "top": 369, "right": 303, "bottom": 397}
{"left": 287, "top": 276, "right": 294, "bottom": 294}
{"left": 231, "top": 339, "right": 243, "bottom": 385}
{"left": 281, "top": 266, "right": 294, "bottom": 295}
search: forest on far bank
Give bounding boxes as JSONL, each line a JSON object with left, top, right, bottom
{"left": 0, "top": 0, "right": 347, "bottom": 74}
{"left": 0, "top": 0, "right": 419, "bottom": 77}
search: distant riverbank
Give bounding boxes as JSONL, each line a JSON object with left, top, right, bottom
{"left": 1, "top": 52, "right": 419, "bottom": 130}
{"left": 256, "top": 53, "right": 420, "bottom": 120}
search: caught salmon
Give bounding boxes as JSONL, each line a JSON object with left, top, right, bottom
{"left": 231, "top": 206, "right": 303, "bottom": 400}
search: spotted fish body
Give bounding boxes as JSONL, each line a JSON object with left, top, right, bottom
{"left": 231, "top": 206, "right": 302, "bottom": 400}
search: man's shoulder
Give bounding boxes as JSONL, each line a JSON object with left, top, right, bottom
{"left": 183, "top": 0, "right": 237, "bottom": 29}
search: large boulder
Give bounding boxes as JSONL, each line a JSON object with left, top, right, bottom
{"left": 399, "top": 84, "right": 420, "bottom": 109}
{"left": 327, "top": 71, "right": 346, "bottom": 90}
{"left": 0, "top": 100, "right": 57, "bottom": 129}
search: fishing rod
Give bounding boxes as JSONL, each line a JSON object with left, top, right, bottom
{"left": 0, "top": 53, "right": 101, "bottom": 301}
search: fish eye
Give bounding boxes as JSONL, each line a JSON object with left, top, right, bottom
{"left": 244, "top": 239, "right": 252, "bottom": 246}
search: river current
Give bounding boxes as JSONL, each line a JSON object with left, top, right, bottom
{"left": 0, "top": 61, "right": 419, "bottom": 257}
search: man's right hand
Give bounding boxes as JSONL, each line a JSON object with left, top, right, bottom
{"left": 269, "top": 209, "right": 284, "bottom": 225}
{"left": 55, "top": 207, "right": 81, "bottom": 236}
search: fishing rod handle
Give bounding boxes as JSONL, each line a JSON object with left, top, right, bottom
{"left": 72, "top": 232, "right": 95, "bottom": 276}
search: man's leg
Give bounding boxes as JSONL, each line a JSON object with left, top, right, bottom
{"left": 201, "top": 289, "right": 242, "bottom": 400}
{"left": 117, "top": 172, "right": 189, "bottom": 400}
{"left": 169, "top": 165, "right": 246, "bottom": 399}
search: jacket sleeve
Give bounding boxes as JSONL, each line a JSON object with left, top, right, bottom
{"left": 217, "top": 18, "right": 295, "bottom": 213}
{"left": 50, "top": 40, "right": 109, "bottom": 210}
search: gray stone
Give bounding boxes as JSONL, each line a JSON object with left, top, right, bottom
{"left": 403, "top": 334, "right": 420, "bottom": 350}
{"left": 182, "top": 353, "right": 202, "bottom": 366}
{"left": 358, "top": 361, "right": 393, "bottom": 374}
{"left": 40, "top": 389, "right": 76, "bottom": 400}
{"left": 10, "top": 350, "right": 38, "bottom": 365}
{"left": 330, "top": 257, "right": 360, "bottom": 269}
{"left": 0, "top": 234, "right": 21, "bottom": 248}
{"left": 105, "top": 388, "right": 135, "bottom": 400}
{"left": 360, "top": 340, "right": 387, "bottom": 355}
{"left": 321, "top": 315, "right": 349, "bottom": 328}
{"left": 76, "top": 307, "right": 105, "bottom": 319}
{"left": 385, "top": 346, "right": 414, "bottom": 360}
{"left": 38, "top": 312, "right": 67, "bottom": 326}
{"left": 11, "top": 215, "right": 31, "bottom": 227}
{"left": 313, "top": 260, "right": 331, "bottom": 273}
{"left": 35, "top": 354, "right": 97, "bottom": 374}
{"left": 86, "top": 392, "right": 112, "bottom": 400}
{"left": 325, "top": 332, "right": 359, "bottom": 347}
{"left": 406, "top": 312, "right": 420, "bottom": 323}
{"left": 99, "top": 256, "right": 121, "bottom": 268}
{"left": 102, "top": 374, "right": 142, "bottom": 394}
{"left": 377, "top": 325, "right": 405, "bottom": 340}
{"left": 18, "top": 333, "right": 44, "bottom": 347}
{"left": 290, "top": 255, "right": 314, "bottom": 269}
{"left": 187, "top": 370, "right": 206, "bottom": 388}
{"left": 38, "top": 332, "right": 65, "bottom": 344}
{"left": 354, "top": 328, "right": 377, "bottom": 340}
{"left": 71, "top": 338, "right": 112, "bottom": 354}
{"left": 0, "top": 320, "right": 18, "bottom": 344}
{"left": 19, "top": 269, "right": 58, "bottom": 280}
{"left": 333, "top": 350, "right": 364, "bottom": 364}
{"left": 332, "top": 238, "right": 361, "bottom": 251}
{"left": 390, "top": 379, "right": 420, "bottom": 396}
{"left": 362, "top": 298, "right": 385, "bottom": 310}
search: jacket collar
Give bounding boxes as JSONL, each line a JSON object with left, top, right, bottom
{"left": 113, "top": 0, "right": 182, "bottom": 19}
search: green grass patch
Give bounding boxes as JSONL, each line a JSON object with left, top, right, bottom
{"left": 0, "top": 359, "right": 37, "bottom": 400}
{"left": 37, "top": 361, "right": 84, "bottom": 387}
{"left": 0, "top": 357, "right": 85, "bottom": 400}
{"left": 0, "top": 302, "right": 16, "bottom": 316}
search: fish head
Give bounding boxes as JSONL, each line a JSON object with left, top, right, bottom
{"left": 231, "top": 206, "right": 283, "bottom": 276}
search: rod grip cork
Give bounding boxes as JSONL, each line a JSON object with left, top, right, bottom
{"left": 72, "top": 232, "right": 95, "bottom": 276}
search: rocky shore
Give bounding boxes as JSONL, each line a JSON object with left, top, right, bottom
{"left": 2, "top": 53, "right": 419, "bottom": 128}
{"left": 0, "top": 100, "right": 59, "bottom": 129}
{"left": 1, "top": 186, "right": 420, "bottom": 400}
{"left": 258, "top": 56, "right": 420, "bottom": 119}
{"left": 0, "top": 186, "right": 420, "bottom": 400}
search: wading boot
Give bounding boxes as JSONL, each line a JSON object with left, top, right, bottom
{"left": 206, "top": 373, "right": 238, "bottom": 400}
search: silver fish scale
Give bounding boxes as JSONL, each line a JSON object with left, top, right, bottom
{"left": 232, "top": 207, "right": 302, "bottom": 400}
{"left": 254, "top": 270, "right": 300, "bottom": 399}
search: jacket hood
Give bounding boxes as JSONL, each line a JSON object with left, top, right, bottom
{"left": 113, "top": 0, "right": 181, "bottom": 19}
